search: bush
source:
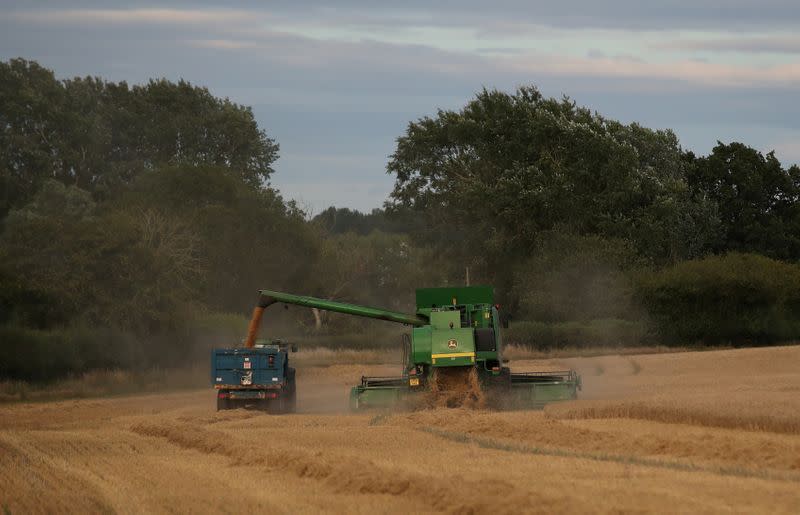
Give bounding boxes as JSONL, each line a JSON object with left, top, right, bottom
{"left": 503, "top": 319, "right": 650, "bottom": 349}
{"left": 189, "top": 312, "right": 250, "bottom": 345}
{"left": 0, "top": 325, "right": 143, "bottom": 382}
{"left": 513, "top": 232, "right": 645, "bottom": 323}
{"left": 636, "top": 253, "right": 800, "bottom": 344}
{"left": 0, "top": 317, "right": 231, "bottom": 383}
{"left": 300, "top": 327, "right": 408, "bottom": 350}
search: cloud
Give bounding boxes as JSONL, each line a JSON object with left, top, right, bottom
{"left": 154, "top": 1, "right": 800, "bottom": 31}
{"left": 7, "top": 8, "right": 258, "bottom": 26}
{"left": 187, "top": 39, "right": 258, "bottom": 50}
{"left": 654, "top": 35, "right": 800, "bottom": 55}
{"left": 6, "top": 6, "right": 800, "bottom": 91}
{"left": 504, "top": 53, "right": 800, "bottom": 88}
{"left": 3, "top": 1, "right": 800, "bottom": 210}
{"left": 9, "top": 2, "right": 800, "bottom": 35}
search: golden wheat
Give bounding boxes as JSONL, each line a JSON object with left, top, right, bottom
{"left": 2, "top": 345, "right": 800, "bottom": 514}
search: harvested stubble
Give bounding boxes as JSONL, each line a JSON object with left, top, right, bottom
{"left": 2, "top": 345, "right": 800, "bottom": 514}
{"left": 545, "top": 399, "right": 800, "bottom": 434}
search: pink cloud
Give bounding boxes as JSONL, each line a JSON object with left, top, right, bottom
{"left": 504, "top": 53, "right": 800, "bottom": 87}
{"left": 9, "top": 8, "right": 259, "bottom": 26}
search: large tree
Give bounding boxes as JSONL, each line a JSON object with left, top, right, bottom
{"left": 686, "top": 142, "right": 800, "bottom": 260}
{"left": 0, "top": 180, "right": 203, "bottom": 332}
{"left": 387, "top": 86, "right": 718, "bottom": 287}
{"left": 117, "top": 165, "right": 318, "bottom": 314}
{"left": 0, "top": 58, "right": 279, "bottom": 216}
{"left": 0, "top": 59, "right": 65, "bottom": 217}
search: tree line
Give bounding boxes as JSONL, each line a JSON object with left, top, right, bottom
{"left": 2, "top": 59, "right": 799, "bottom": 381}
{"left": 386, "top": 87, "right": 800, "bottom": 347}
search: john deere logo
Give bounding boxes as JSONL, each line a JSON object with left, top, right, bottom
{"left": 447, "top": 339, "right": 458, "bottom": 349}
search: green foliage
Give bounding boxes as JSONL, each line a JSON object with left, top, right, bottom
{"left": 0, "top": 58, "right": 278, "bottom": 216}
{"left": 0, "top": 325, "right": 141, "bottom": 382}
{"left": 118, "top": 165, "right": 318, "bottom": 313}
{"left": 190, "top": 312, "right": 251, "bottom": 343}
{"left": 504, "top": 319, "right": 650, "bottom": 349}
{"left": 0, "top": 59, "right": 65, "bottom": 217}
{"left": 0, "top": 59, "right": 310, "bottom": 382}
{"left": 387, "top": 86, "right": 717, "bottom": 274}
{"left": 636, "top": 253, "right": 800, "bottom": 344}
{"left": 513, "top": 232, "right": 645, "bottom": 323}
{"left": 0, "top": 179, "right": 203, "bottom": 332}
{"left": 0, "top": 318, "right": 247, "bottom": 383}
{"left": 686, "top": 143, "right": 800, "bottom": 260}
{"left": 300, "top": 229, "right": 448, "bottom": 333}
{"left": 4, "top": 60, "right": 800, "bottom": 382}
{"left": 312, "top": 206, "right": 411, "bottom": 235}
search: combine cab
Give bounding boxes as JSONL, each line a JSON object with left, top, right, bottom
{"left": 241, "top": 286, "right": 581, "bottom": 411}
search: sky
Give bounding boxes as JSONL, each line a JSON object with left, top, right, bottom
{"left": 2, "top": 1, "right": 799, "bottom": 212}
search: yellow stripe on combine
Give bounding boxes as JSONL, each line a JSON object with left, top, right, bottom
{"left": 431, "top": 352, "right": 476, "bottom": 364}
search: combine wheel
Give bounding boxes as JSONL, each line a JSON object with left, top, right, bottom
{"left": 348, "top": 388, "right": 360, "bottom": 411}
{"left": 483, "top": 367, "right": 512, "bottom": 410}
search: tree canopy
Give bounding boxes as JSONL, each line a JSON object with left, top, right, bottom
{"left": 0, "top": 58, "right": 278, "bottom": 217}
{"left": 686, "top": 142, "right": 800, "bottom": 259}
{"left": 3, "top": 60, "right": 800, "bottom": 382}
{"left": 387, "top": 86, "right": 799, "bottom": 288}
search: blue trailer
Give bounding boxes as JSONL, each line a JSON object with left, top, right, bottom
{"left": 211, "top": 341, "right": 296, "bottom": 412}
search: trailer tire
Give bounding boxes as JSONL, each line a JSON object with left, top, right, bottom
{"left": 216, "top": 395, "right": 229, "bottom": 411}
{"left": 258, "top": 398, "right": 272, "bottom": 412}
{"left": 266, "top": 398, "right": 284, "bottom": 414}
{"left": 286, "top": 368, "right": 297, "bottom": 413}
{"left": 286, "top": 389, "right": 297, "bottom": 414}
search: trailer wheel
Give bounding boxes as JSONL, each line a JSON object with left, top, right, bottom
{"left": 286, "top": 368, "right": 297, "bottom": 413}
{"left": 216, "top": 395, "right": 229, "bottom": 411}
{"left": 266, "top": 398, "right": 284, "bottom": 414}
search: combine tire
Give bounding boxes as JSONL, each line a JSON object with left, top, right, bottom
{"left": 482, "top": 368, "right": 512, "bottom": 410}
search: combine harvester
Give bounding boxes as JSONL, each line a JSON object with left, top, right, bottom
{"left": 242, "top": 286, "right": 580, "bottom": 410}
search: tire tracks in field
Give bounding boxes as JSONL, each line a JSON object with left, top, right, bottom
{"left": 391, "top": 409, "right": 800, "bottom": 473}
{"left": 129, "top": 419, "right": 570, "bottom": 514}
{"left": 418, "top": 426, "right": 800, "bottom": 484}
{"left": 545, "top": 400, "right": 800, "bottom": 434}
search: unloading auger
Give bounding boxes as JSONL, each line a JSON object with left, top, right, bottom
{"left": 244, "top": 286, "right": 581, "bottom": 410}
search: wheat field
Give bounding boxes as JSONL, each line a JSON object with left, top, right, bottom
{"left": 2, "top": 345, "right": 800, "bottom": 513}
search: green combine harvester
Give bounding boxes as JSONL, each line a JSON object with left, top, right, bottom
{"left": 243, "top": 286, "right": 580, "bottom": 410}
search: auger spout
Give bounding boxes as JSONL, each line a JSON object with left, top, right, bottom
{"left": 243, "top": 289, "right": 428, "bottom": 348}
